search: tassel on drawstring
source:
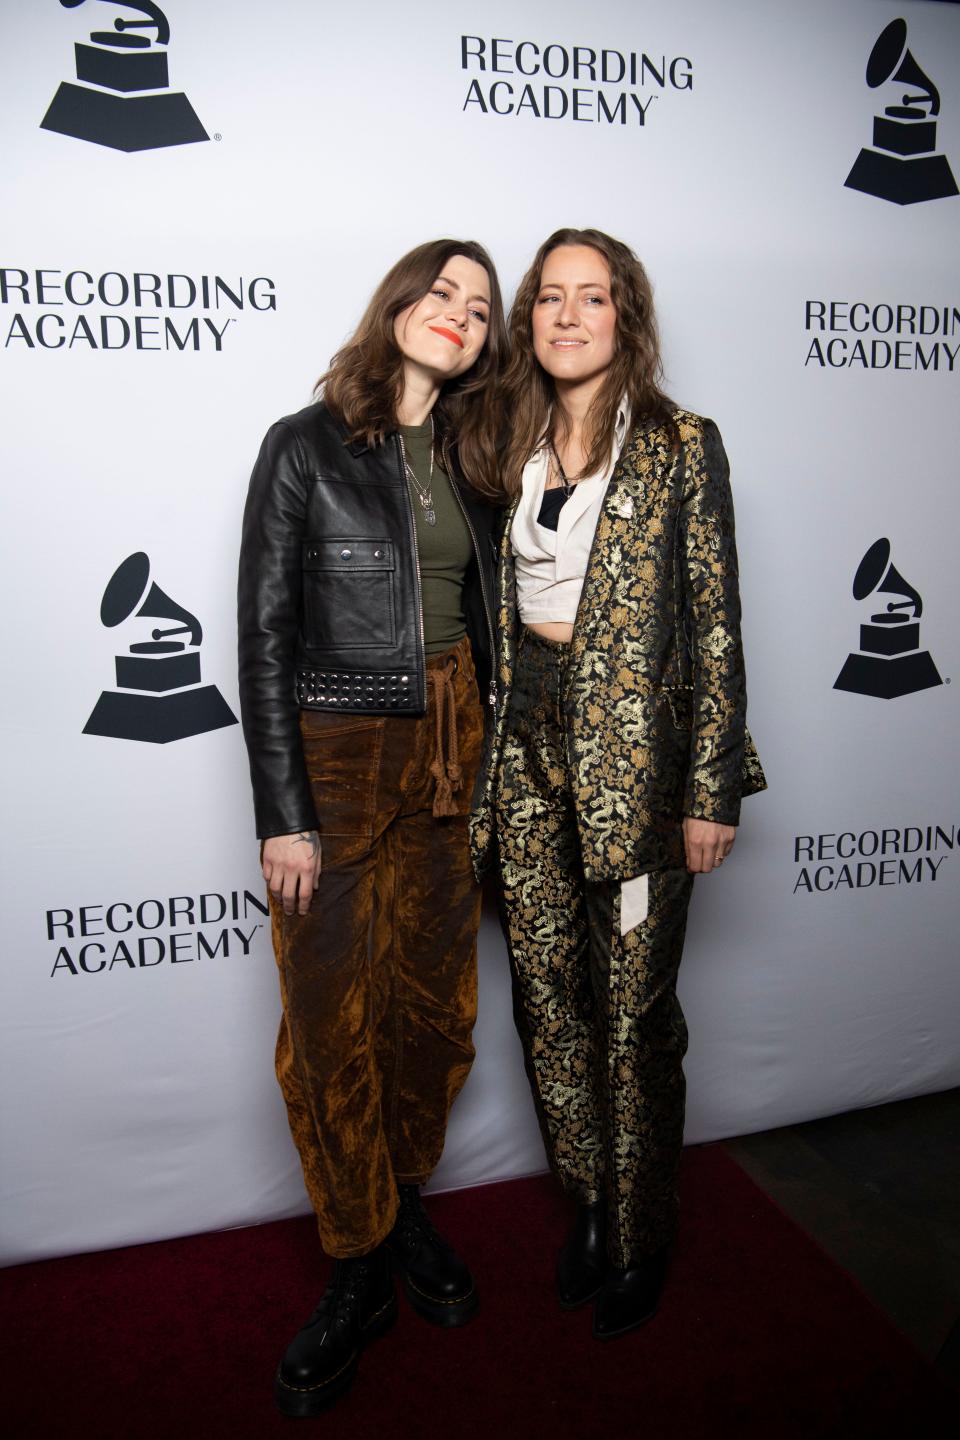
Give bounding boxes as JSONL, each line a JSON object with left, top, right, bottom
{"left": 427, "top": 659, "right": 463, "bottom": 818}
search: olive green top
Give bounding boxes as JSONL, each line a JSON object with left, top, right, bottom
{"left": 400, "top": 421, "right": 472, "bottom": 656}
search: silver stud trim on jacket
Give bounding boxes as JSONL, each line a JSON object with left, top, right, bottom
{"left": 295, "top": 669, "right": 413, "bottom": 709}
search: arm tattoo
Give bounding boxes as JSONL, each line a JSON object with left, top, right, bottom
{"left": 293, "top": 830, "right": 320, "bottom": 858}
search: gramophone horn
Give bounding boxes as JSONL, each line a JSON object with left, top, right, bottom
{"left": 136, "top": 582, "right": 203, "bottom": 647}
{"left": 892, "top": 50, "right": 940, "bottom": 116}
{"left": 866, "top": 20, "right": 908, "bottom": 87}
{"left": 876, "top": 562, "right": 923, "bottom": 619}
{"left": 60, "top": 0, "right": 173, "bottom": 49}
{"left": 851, "top": 538, "right": 923, "bottom": 618}
{"left": 851, "top": 538, "right": 891, "bottom": 599}
{"left": 865, "top": 19, "right": 940, "bottom": 113}
{"left": 100, "top": 551, "right": 151, "bottom": 626}
{"left": 99, "top": 551, "right": 202, "bottom": 645}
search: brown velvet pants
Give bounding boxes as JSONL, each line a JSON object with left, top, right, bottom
{"left": 495, "top": 630, "right": 694, "bottom": 1267}
{"left": 270, "top": 636, "right": 484, "bottom": 1258}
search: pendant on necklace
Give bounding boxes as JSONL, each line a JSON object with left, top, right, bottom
{"left": 414, "top": 489, "right": 436, "bottom": 525}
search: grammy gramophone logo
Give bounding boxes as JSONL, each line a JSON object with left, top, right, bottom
{"left": 834, "top": 538, "right": 942, "bottom": 700}
{"left": 41, "top": 0, "right": 208, "bottom": 153}
{"left": 84, "top": 551, "right": 237, "bottom": 743}
{"left": 845, "top": 17, "right": 958, "bottom": 206}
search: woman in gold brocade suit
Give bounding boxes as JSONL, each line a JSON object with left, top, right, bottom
{"left": 471, "top": 229, "right": 765, "bottom": 1340}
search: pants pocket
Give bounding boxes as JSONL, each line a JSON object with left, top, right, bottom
{"left": 299, "top": 713, "right": 384, "bottom": 839}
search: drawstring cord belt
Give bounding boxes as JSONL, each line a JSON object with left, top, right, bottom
{"left": 426, "top": 658, "right": 462, "bottom": 817}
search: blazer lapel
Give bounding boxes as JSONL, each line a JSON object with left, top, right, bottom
{"left": 570, "top": 420, "right": 665, "bottom": 666}
{"left": 496, "top": 496, "right": 520, "bottom": 686}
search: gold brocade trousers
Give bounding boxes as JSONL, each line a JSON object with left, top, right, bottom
{"left": 270, "top": 636, "right": 484, "bottom": 1259}
{"left": 495, "top": 630, "right": 694, "bottom": 1268}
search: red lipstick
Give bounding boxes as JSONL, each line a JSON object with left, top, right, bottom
{"left": 429, "top": 326, "right": 464, "bottom": 348}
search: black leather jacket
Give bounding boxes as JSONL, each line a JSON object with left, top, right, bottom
{"left": 238, "top": 401, "right": 498, "bottom": 839}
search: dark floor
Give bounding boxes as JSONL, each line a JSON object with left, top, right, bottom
{"left": 722, "top": 1087, "right": 960, "bottom": 1385}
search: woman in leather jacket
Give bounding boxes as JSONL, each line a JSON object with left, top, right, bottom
{"left": 471, "top": 229, "right": 765, "bottom": 1343}
{"left": 238, "top": 239, "right": 506, "bottom": 1416}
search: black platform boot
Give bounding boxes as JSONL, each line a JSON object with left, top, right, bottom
{"left": 273, "top": 1246, "right": 397, "bottom": 1416}
{"left": 556, "top": 1199, "right": 607, "bottom": 1309}
{"left": 592, "top": 1246, "right": 668, "bottom": 1341}
{"left": 385, "top": 1184, "right": 478, "bottom": 1326}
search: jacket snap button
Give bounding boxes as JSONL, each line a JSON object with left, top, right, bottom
{"left": 340, "top": 548, "right": 352, "bottom": 560}
{"left": 374, "top": 548, "right": 382, "bottom": 559}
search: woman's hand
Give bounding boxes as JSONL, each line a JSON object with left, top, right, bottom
{"left": 262, "top": 831, "right": 322, "bottom": 915}
{"left": 682, "top": 817, "right": 736, "bottom": 874}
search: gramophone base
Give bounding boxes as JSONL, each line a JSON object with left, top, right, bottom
{"left": 844, "top": 147, "right": 959, "bottom": 206}
{"left": 74, "top": 42, "right": 169, "bottom": 95}
{"left": 40, "top": 83, "right": 209, "bottom": 153}
{"left": 84, "top": 685, "right": 237, "bottom": 743}
{"left": 833, "top": 650, "right": 943, "bottom": 699}
{"left": 116, "top": 652, "right": 203, "bottom": 691}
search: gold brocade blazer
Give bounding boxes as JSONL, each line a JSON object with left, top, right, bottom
{"left": 470, "top": 410, "right": 766, "bottom": 884}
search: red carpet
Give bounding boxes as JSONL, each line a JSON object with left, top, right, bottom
{"left": 2, "top": 1146, "right": 956, "bottom": 1439}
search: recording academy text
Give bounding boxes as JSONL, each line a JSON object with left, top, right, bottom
{"left": 792, "top": 824, "right": 954, "bottom": 894}
{"left": 45, "top": 889, "right": 270, "bottom": 975}
{"left": 1, "top": 267, "right": 277, "bottom": 353}
{"left": 804, "top": 300, "right": 960, "bottom": 372}
{"left": 460, "top": 35, "right": 693, "bottom": 126}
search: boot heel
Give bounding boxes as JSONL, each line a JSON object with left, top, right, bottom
{"left": 557, "top": 1201, "right": 606, "bottom": 1309}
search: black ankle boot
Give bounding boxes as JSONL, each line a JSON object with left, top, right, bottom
{"left": 385, "top": 1184, "right": 478, "bottom": 1326}
{"left": 273, "top": 1247, "right": 397, "bottom": 1416}
{"left": 556, "top": 1200, "right": 606, "bottom": 1309}
{"left": 592, "top": 1247, "right": 668, "bottom": 1341}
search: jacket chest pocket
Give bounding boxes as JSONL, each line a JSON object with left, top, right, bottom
{"left": 302, "top": 539, "right": 396, "bottom": 651}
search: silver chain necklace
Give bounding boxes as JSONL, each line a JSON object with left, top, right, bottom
{"left": 399, "top": 415, "right": 436, "bottom": 526}
{"left": 548, "top": 440, "right": 588, "bottom": 498}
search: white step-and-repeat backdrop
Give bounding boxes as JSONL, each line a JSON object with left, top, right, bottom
{"left": 1, "top": 0, "right": 957, "bottom": 1266}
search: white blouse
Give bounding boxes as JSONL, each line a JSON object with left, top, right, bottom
{"left": 512, "top": 403, "right": 630, "bottom": 626}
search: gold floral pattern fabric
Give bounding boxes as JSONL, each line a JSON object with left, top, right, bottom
{"left": 495, "top": 631, "right": 693, "bottom": 1264}
{"left": 470, "top": 411, "right": 766, "bottom": 1265}
{"left": 471, "top": 411, "right": 766, "bottom": 883}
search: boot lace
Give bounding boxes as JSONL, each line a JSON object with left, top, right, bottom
{"left": 395, "top": 1188, "right": 452, "bottom": 1253}
{"left": 327, "top": 1257, "right": 371, "bottom": 1324}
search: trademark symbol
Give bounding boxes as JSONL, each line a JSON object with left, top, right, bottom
{"left": 214, "top": 133, "right": 222, "bottom": 142}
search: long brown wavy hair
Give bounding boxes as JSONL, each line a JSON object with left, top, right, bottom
{"left": 499, "top": 228, "right": 675, "bottom": 496}
{"left": 318, "top": 239, "right": 507, "bottom": 500}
